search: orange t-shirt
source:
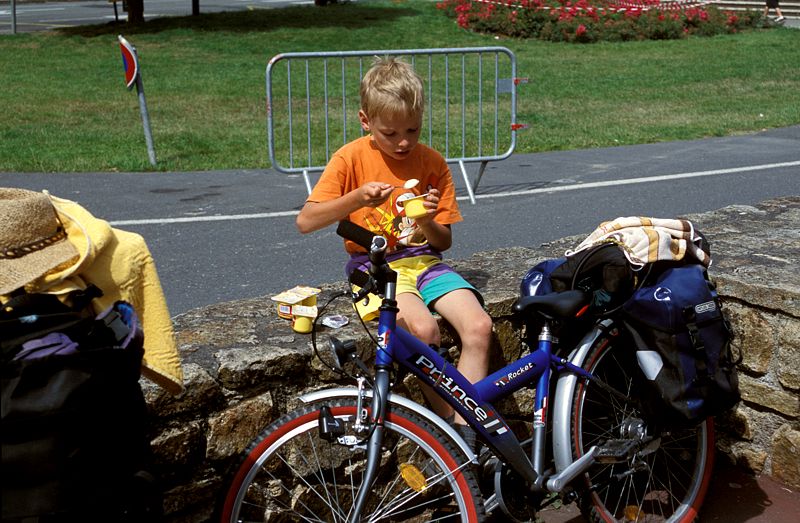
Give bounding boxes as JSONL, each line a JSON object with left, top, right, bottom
{"left": 308, "top": 135, "right": 463, "bottom": 254}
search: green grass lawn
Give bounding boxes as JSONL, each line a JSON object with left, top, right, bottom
{"left": 1, "top": 0, "right": 798, "bottom": 172}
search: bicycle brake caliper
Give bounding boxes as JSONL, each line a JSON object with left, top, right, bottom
{"left": 355, "top": 376, "right": 370, "bottom": 433}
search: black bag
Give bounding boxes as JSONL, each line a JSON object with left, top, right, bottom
{"left": 621, "top": 263, "right": 741, "bottom": 427}
{"left": 1, "top": 291, "right": 162, "bottom": 522}
{"left": 550, "top": 242, "right": 636, "bottom": 315}
{"left": 520, "top": 243, "right": 635, "bottom": 311}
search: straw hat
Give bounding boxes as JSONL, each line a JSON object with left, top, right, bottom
{"left": 0, "top": 188, "right": 80, "bottom": 295}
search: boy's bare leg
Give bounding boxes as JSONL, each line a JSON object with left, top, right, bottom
{"left": 433, "top": 289, "right": 493, "bottom": 425}
{"left": 396, "top": 293, "right": 453, "bottom": 419}
{"left": 397, "top": 289, "right": 493, "bottom": 425}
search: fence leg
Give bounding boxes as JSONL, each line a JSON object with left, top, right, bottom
{"left": 472, "top": 160, "right": 488, "bottom": 194}
{"left": 458, "top": 160, "right": 477, "bottom": 205}
{"left": 302, "top": 169, "right": 312, "bottom": 196}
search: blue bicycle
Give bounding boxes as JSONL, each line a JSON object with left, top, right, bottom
{"left": 221, "top": 222, "right": 714, "bottom": 522}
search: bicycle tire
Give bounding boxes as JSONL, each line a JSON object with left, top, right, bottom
{"left": 571, "top": 332, "right": 715, "bottom": 523}
{"left": 220, "top": 397, "right": 485, "bottom": 522}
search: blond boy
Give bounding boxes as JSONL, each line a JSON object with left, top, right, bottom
{"left": 296, "top": 57, "right": 492, "bottom": 436}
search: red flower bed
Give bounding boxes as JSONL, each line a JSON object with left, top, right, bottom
{"left": 436, "top": 0, "right": 764, "bottom": 42}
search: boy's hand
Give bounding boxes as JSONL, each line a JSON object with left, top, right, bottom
{"left": 414, "top": 189, "right": 451, "bottom": 250}
{"left": 415, "top": 189, "right": 440, "bottom": 223}
{"left": 359, "top": 182, "right": 394, "bottom": 208}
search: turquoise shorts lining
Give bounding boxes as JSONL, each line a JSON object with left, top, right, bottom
{"left": 419, "top": 272, "right": 482, "bottom": 307}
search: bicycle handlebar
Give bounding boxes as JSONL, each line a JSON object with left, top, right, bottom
{"left": 337, "top": 220, "right": 394, "bottom": 302}
{"left": 336, "top": 220, "right": 378, "bottom": 250}
{"left": 336, "top": 220, "right": 389, "bottom": 273}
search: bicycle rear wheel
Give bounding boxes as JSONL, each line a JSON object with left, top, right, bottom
{"left": 572, "top": 332, "right": 715, "bottom": 523}
{"left": 221, "top": 397, "right": 485, "bottom": 522}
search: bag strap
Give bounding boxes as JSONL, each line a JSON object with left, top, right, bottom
{"left": 682, "top": 305, "right": 712, "bottom": 380}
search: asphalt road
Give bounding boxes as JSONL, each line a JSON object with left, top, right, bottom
{"left": 0, "top": 0, "right": 311, "bottom": 34}
{"left": 2, "top": 126, "right": 798, "bottom": 316}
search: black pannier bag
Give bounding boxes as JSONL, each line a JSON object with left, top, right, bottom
{"left": 1, "top": 290, "right": 162, "bottom": 522}
{"left": 549, "top": 242, "right": 636, "bottom": 315}
{"left": 621, "top": 263, "right": 741, "bottom": 427}
{"left": 518, "top": 243, "right": 636, "bottom": 353}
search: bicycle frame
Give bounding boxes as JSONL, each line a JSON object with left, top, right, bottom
{"left": 379, "top": 312, "right": 596, "bottom": 486}
{"left": 332, "top": 222, "right": 606, "bottom": 521}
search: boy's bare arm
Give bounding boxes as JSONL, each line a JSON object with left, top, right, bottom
{"left": 296, "top": 182, "right": 394, "bottom": 233}
{"left": 417, "top": 220, "right": 452, "bottom": 251}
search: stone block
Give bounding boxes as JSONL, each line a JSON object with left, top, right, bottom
{"left": 776, "top": 318, "right": 800, "bottom": 391}
{"left": 151, "top": 421, "right": 207, "bottom": 477}
{"left": 143, "top": 363, "right": 224, "bottom": 419}
{"left": 206, "top": 392, "right": 274, "bottom": 460}
{"left": 771, "top": 425, "right": 800, "bottom": 489}
{"left": 216, "top": 344, "right": 311, "bottom": 391}
{"left": 739, "top": 375, "right": 800, "bottom": 418}
{"left": 727, "top": 404, "right": 754, "bottom": 441}
{"left": 726, "top": 305, "right": 774, "bottom": 375}
{"left": 163, "top": 475, "right": 221, "bottom": 521}
{"left": 736, "top": 447, "right": 769, "bottom": 475}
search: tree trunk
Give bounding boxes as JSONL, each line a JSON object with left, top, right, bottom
{"left": 127, "top": 0, "right": 145, "bottom": 25}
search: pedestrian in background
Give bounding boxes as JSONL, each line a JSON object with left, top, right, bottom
{"left": 764, "top": 0, "right": 785, "bottom": 22}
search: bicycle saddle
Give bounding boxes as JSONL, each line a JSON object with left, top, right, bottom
{"left": 512, "top": 290, "right": 589, "bottom": 320}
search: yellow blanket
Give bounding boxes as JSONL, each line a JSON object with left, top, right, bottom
{"left": 18, "top": 194, "right": 184, "bottom": 394}
{"left": 566, "top": 216, "right": 710, "bottom": 268}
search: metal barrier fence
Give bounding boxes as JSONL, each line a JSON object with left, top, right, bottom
{"left": 265, "top": 47, "right": 526, "bottom": 204}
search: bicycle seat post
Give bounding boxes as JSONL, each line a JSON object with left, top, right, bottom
{"left": 532, "top": 318, "right": 555, "bottom": 481}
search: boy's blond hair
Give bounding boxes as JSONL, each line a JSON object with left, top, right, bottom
{"left": 360, "top": 57, "right": 424, "bottom": 121}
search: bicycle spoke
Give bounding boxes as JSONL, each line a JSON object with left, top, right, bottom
{"left": 261, "top": 433, "right": 354, "bottom": 521}
{"left": 222, "top": 399, "right": 484, "bottom": 522}
{"left": 573, "top": 332, "right": 714, "bottom": 523}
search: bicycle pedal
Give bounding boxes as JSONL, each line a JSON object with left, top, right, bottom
{"left": 595, "top": 439, "right": 638, "bottom": 463}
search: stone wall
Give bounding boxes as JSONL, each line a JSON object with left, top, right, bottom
{"left": 144, "top": 196, "right": 800, "bottom": 522}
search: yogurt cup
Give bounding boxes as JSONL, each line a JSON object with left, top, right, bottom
{"left": 402, "top": 194, "right": 429, "bottom": 219}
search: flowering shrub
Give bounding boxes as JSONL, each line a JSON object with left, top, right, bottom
{"left": 436, "top": 0, "right": 764, "bottom": 43}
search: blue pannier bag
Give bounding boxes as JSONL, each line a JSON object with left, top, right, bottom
{"left": 621, "top": 263, "right": 741, "bottom": 427}
{"left": 520, "top": 257, "right": 567, "bottom": 297}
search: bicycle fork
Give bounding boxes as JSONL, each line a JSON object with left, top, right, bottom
{"left": 349, "top": 366, "right": 391, "bottom": 523}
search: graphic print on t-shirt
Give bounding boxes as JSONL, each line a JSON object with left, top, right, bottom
{"left": 363, "top": 191, "right": 426, "bottom": 249}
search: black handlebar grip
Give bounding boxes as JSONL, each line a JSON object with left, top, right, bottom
{"left": 336, "top": 220, "right": 376, "bottom": 250}
{"left": 348, "top": 269, "right": 371, "bottom": 288}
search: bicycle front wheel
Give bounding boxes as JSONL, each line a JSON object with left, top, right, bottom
{"left": 572, "top": 332, "right": 715, "bottom": 523}
{"left": 221, "top": 397, "right": 485, "bottom": 522}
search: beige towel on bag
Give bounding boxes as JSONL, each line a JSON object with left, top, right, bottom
{"left": 566, "top": 216, "right": 710, "bottom": 268}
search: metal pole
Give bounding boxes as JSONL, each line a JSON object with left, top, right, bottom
{"left": 135, "top": 73, "right": 157, "bottom": 167}
{"left": 11, "top": 0, "right": 17, "bottom": 34}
